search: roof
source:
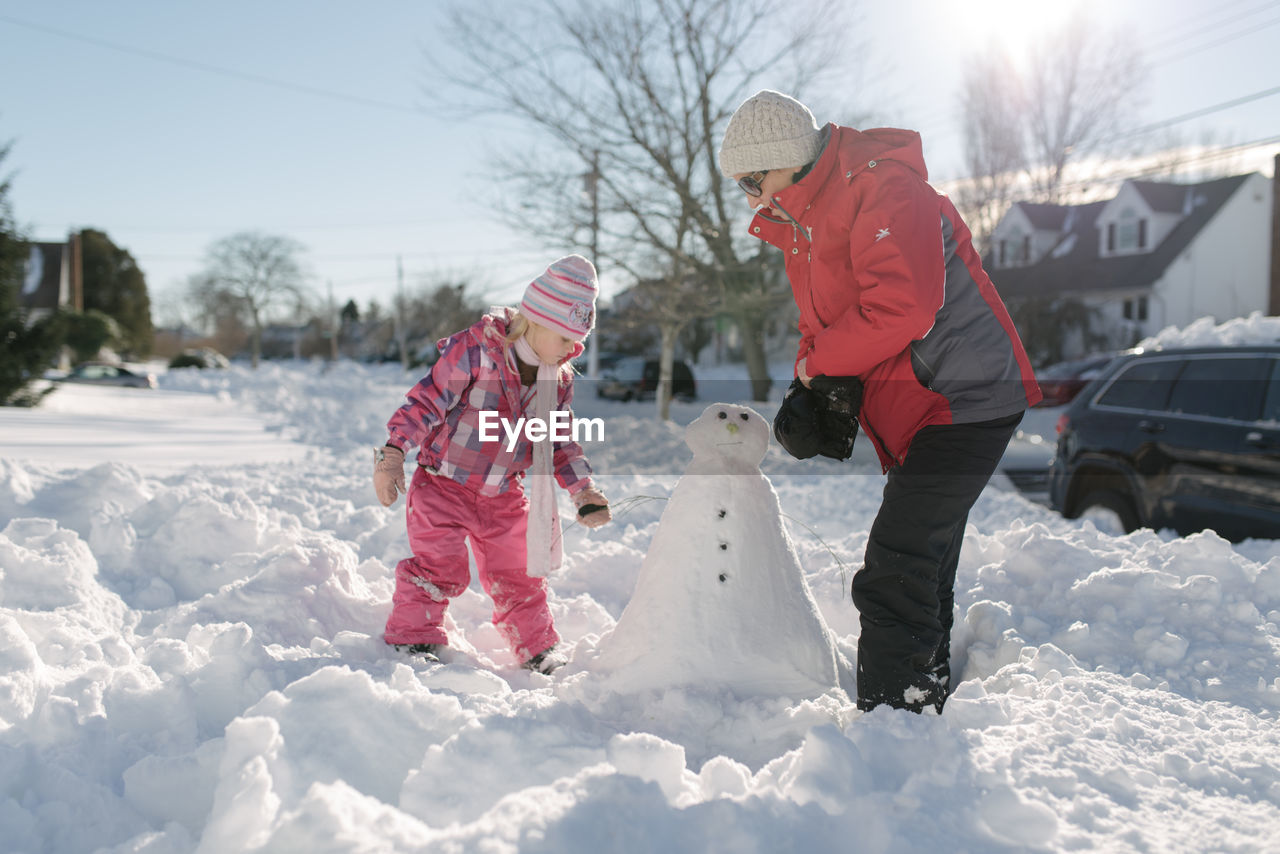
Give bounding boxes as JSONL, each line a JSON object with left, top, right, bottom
{"left": 990, "top": 174, "right": 1253, "bottom": 300}
{"left": 1017, "top": 202, "right": 1072, "bottom": 231}
{"left": 1129, "top": 181, "right": 1192, "bottom": 214}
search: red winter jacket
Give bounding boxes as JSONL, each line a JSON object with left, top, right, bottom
{"left": 749, "top": 124, "right": 1041, "bottom": 470}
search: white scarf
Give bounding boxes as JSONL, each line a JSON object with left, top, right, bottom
{"left": 513, "top": 335, "right": 563, "bottom": 577}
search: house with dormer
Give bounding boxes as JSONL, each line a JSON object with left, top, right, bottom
{"left": 987, "top": 171, "right": 1273, "bottom": 362}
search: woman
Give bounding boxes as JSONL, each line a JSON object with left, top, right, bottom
{"left": 719, "top": 90, "right": 1042, "bottom": 713}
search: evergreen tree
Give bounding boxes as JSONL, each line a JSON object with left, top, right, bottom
{"left": 0, "top": 137, "right": 64, "bottom": 406}
{"left": 62, "top": 309, "right": 121, "bottom": 362}
{"left": 0, "top": 141, "right": 22, "bottom": 290}
{"left": 79, "top": 228, "right": 153, "bottom": 356}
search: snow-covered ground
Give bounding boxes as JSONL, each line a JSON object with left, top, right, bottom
{"left": 1, "top": 343, "right": 1278, "bottom": 853}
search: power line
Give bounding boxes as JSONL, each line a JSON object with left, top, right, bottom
{"left": 129, "top": 247, "right": 542, "bottom": 262}
{"left": 1149, "top": 13, "right": 1280, "bottom": 65}
{"left": 1145, "top": 0, "right": 1280, "bottom": 52}
{"left": 936, "top": 135, "right": 1278, "bottom": 201}
{"left": 1095, "top": 85, "right": 1280, "bottom": 144}
{"left": 933, "top": 88, "right": 1279, "bottom": 183}
{"left": 0, "top": 13, "right": 428, "bottom": 118}
{"left": 1051, "top": 135, "right": 1280, "bottom": 196}
{"left": 911, "top": 4, "right": 1280, "bottom": 165}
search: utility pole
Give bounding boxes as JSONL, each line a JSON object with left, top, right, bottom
{"left": 395, "top": 255, "right": 410, "bottom": 372}
{"left": 70, "top": 229, "right": 83, "bottom": 312}
{"left": 327, "top": 279, "right": 339, "bottom": 363}
{"left": 584, "top": 150, "right": 601, "bottom": 378}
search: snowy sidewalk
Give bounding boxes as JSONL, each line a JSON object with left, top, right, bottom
{"left": 0, "top": 382, "right": 315, "bottom": 474}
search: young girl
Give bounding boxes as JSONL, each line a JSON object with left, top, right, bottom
{"left": 372, "top": 255, "right": 611, "bottom": 673}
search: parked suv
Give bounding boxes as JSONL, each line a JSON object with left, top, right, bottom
{"left": 1049, "top": 345, "right": 1280, "bottom": 541}
{"left": 597, "top": 357, "right": 697, "bottom": 402}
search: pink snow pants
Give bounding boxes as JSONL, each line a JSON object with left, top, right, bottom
{"left": 383, "top": 467, "right": 558, "bottom": 661}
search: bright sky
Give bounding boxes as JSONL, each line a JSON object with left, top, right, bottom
{"left": 1, "top": 0, "right": 1277, "bottom": 316}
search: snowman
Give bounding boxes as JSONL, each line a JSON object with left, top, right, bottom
{"left": 594, "top": 403, "right": 842, "bottom": 698}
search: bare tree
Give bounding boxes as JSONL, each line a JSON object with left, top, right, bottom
{"left": 624, "top": 264, "right": 717, "bottom": 419}
{"left": 417, "top": 279, "right": 489, "bottom": 346}
{"left": 956, "top": 48, "right": 1026, "bottom": 252}
{"left": 957, "top": 10, "right": 1147, "bottom": 233}
{"left": 1023, "top": 11, "right": 1147, "bottom": 202}
{"left": 184, "top": 272, "right": 252, "bottom": 362}
{"left": 377, "top": 275, "right": 491, "bottom": 369}
{"left": 195, "top": 232, "right": 310, "bottom": 368}
{"left": 430, "top": 0, "right": 855, "bottom": 402}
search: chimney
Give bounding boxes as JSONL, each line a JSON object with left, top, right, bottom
{"left": 1272, "top": 153, "right": 1280, "bottom": 315}
{"left": 70, "top": 230, "right": 83, "bottom": 313}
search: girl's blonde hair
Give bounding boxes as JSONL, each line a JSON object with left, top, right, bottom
{"left": 504, "top": 310, "right": 579, "bottom": 379}
{"left": 504, "top": 311, "right": 530, "bottom": 345}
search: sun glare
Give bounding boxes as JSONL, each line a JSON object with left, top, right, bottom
{"left": 959, "top": 0, "right": 1083, "bottom": 53}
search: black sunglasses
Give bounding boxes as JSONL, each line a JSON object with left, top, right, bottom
{"left": 737, "top": 170, "right": 769, "bottom": 197}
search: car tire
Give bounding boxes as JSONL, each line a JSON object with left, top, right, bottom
{"left": 1076, "top": 489, "right": 1140, "bottom": 535}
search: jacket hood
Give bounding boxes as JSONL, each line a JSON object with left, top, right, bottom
{"left": 439, "top": 306, "right": 582, "bottom": 377}
{"left": 831, "top": 125, "right": 928, "bottom": 181}
{"left": 763, "top": 124, "right": 928, "bottom": 221}
{"left": 436, "top": 306, "right": 514, "bottom": 356}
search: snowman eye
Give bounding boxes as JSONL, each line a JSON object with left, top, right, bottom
{"left": 739, "top": 413, "right": 749, "bottom": 421}
{"left": 717, "top": 411, "right": 727, "bottom": 419}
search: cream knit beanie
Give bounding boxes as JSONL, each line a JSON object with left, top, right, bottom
{"left": 718, "top": 90, "right": 823, "bottom": 177}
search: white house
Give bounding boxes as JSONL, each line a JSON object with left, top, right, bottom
{"left": 988, "top": 171, "right": 1274, "bottom": 358}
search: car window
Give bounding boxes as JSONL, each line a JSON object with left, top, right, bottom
{"left": 1263, "top": 359, "right": 1280, "bottom": 424}
{"left": 1166, "top": 356, "right": 1268, "bottom": 422}
{"left": 612, "top": 358, "right": 644, "bottom": 380}
{"left": 1095, "top": 358, "right": 1182, "bottom": 411}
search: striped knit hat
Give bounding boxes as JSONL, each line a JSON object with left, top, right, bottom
{"left": 520, "top": 254, "right": 598, "bottom": 340}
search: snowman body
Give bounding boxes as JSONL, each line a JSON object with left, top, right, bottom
{"left": 596, "top": 403, "right": 840, "bottom": 697}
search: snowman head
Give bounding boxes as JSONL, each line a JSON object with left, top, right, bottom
{"left": 685, "top": 403, "right": 770, "bottom": 467}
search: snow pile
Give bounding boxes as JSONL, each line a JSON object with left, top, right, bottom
{"left": 1139, "top": 310, "right": 1280, "bottom": 349}
{"left": 1, "top": 359, "right": 1278, "bottom": 852}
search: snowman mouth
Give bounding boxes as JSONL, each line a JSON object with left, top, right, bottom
{"left": 716, "top": 440, "right": 744, "bottom": 446}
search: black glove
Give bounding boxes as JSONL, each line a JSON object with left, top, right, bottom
{"left": 773, "top": 379, "right": 827, "bottom": 460}
{"left": 809, "top": 375, "right": 863, "bottom": 460}
{"left": 773, "top": 376, "right": 862, "bottom": 461}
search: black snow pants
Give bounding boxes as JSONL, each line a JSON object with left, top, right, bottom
{"left": 852, "top": 412, "right": 1022, "bottom": 713}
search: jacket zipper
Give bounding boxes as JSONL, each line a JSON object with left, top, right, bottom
{"left": 768, "top": 193, "right": 902, "bottom": 468}
{"left": 765, "top": 196, "right": 821, "bottom": 320}
{"left": 768, "top": 197, "right": 812, "bottom": 243}
{"left": 858, "top": 411, "right": 901, "bottom": 472}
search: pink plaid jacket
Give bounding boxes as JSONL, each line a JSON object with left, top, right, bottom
{"left": 386, "top": 308, "right": 594, "bottom": 497}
